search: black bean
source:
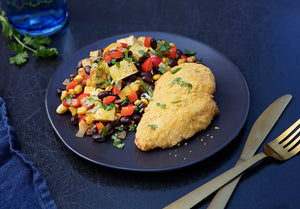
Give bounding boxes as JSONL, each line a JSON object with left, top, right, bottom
{"left": 139, "top": 54, "right": 148, "bottom": 63}
{"left": 114, "top": 124, "right": 128, "bottom": 131}
{"left": 105, "top": 122, "right": 114, "bottom": 132}
{"left": 98, "top": 49, "right": 103, "bottom": 56}
{"left": 131, "top": 114, "right": 141, "bottom": 122}
{"left": 92, "top": 127, "right": 98, "bottom": 135}
{"left": 142, "top": 75, "right": 153, "bottom": 83}
{"left": 152, "top": 66, "right": 160, "bottom": 74}
{"left": 150, "top": 38, "right": 157, "bottom": 49}
{"left": 148, "top": 83, "right": 155, "bottom": 91}
{"left": 116, "top": 58, "right": 123, "bottom": 62}
{"left": 69, "top": 72, "right": 78, "bottom": 80}
{"left": 119, "top": 116, "right": 132, "bottom": 125}
{"left": 77, "top": 60, "right": 83, "bottom": 69}
{"left": 70, "top": 116, "right": 79, "bottom": 125}
{"left": 93, "top": 134, "right": 106, "bottom": 142}
{"left": 134, "top": 62, "right": 142, "bottom": 70}
{"left": 111, "top": 49, "right": 117, "bottom": 53}
{"left": 107, "top": 59, "right": 113, "bottom": 67}
{"left": 98, "top": 91, "right": 109, "bottom": 99}
{"left": 117, "top": 100, "right": 128, "bottom": 107}
{"left": 96, "top": 57, "right": 101, "bottom": 63}
{"left": 176, "top": 49, "right": 183, "bottom": 57}
{"left": 56, "top": 88, "right": 63, "bottom": 95}
{"left": 127, "top": 74, "right": 137, "bottom": 83}
{"left": 140, "top": 71, "right": 152, "bottom": 77}
{"left": 168, "top": 58, "right": 177, "bottom": 67}
{"left": 128, "top": 50, "right": 133, "bottom": 57}
{"left": 138, "top": 102, "right": 147, "bottom": 110}
{"left": 84, "top": 65, "right": 91, "bottom": 74}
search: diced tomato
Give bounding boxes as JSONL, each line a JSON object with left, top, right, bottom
{"left": 62, "top": 99, "right": 70, "bottom": 107}
{"left": 150, "top": 54, "right": 162, "bottom": 67}
{"left": 142, "top": 57, "right": 153, "bottom": 72}
{"left": 120, "top": 43, "right": 128, "bottom": 48}
{"left": 167, "top": 46, "right": 177, "bottom": 59}
{"left": 79, "top": 114, "right": 86, "bottom": 123}
{"left": 112, "top": 80, "right": 122, "bottom": 95}
{"left": 77, "top": 93, "right": 90, "bottom": 104}
{"left": 96, "top": 122, "right": 104, "bottom": 132}
{"left": 121, "top": 104, "right": 135, "bottom": 116}
{"left": 71, "top": 98, "right": 80, "bottom": 107}
{"left": 104, "top": 50, "right": 123, "bottom": 62}
{"left": 103, "top": 96, "right": 116, "bottom": 104}
{"left": 82, "top": 102, "right": 94, "bottom": 110}
{"left": 82, "top": 74, "right": 89, "bottom": 86}
{"left": 144, "top": 37, "right": 152, "bottom": 47}
{"left": 180, "top": 55, "right": 187, "bottom": 61}
{"left": 66, "top": 81, "right": 78, "bottom": 91}
{"left": 127, "top": 91, "right": 138, "bottom": 103}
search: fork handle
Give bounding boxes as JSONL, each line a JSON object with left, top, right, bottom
{"left": 163, "top": 152, "right": 268, "bottom": 209}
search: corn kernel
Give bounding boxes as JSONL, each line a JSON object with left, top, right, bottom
{"left": 68, "top": 89, "right": 75, "bottom": 95}
{"left": 78, "top": 68, "right": 86, "bottom": 76}
{"left": 73, "top": 74, "right": 83, "bottom": 82}
{"left": 60, "top": 91, "right": 68, "bottom": 100}
{"left": 129, "top": 82, "right": 140, "bottom": 92}
{"left": 56, "top": 103, "right": 68, "bottom": 114}
{"left": 77, "top": 106, "right": 87, "bottom": 114}
{"left": 74, "top": 85, "right": 83, "bottom": 94}
{"left": 153, "top": 74, "right": 161, "bottom": 81}
{"left": 134, "top": 99, "right": 142, "bottom": 106}
{"left": 141, "top": 98, "right": 149, "bottom": 105}
{"left": 162, "top": 57, "right": 168, "bottom": 64}
{"left": 68, "top": 107, "right": 77, "bottom": 116}
{"left": 169, "top": 43, "right": 175, "bottom": 47}
{"left": 85, "top": 115, "right": 94, "bottom": 124}
{"left": 187, "top": 56, "right": 196, "bottom": 63}
{"left": 177, "top": 59, "right": 185, "bottom": 65}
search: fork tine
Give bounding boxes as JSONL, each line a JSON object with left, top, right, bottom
{"left": 286, "top": 134, "right": 300, "bottom": 151}
{"left": 288, "top": 141, "right": 300, "bottom": 155}
{"left": 276, "top": 118, "right": 300, "bottom": 145}
{"left": 282, "top": 127, "right": 300, "bottom": 147}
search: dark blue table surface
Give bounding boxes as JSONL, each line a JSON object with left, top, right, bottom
{"left": 1, "top": 1, "right": 300, "bottom": 208}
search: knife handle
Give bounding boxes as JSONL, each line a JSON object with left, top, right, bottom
{"left": 163, "top": 152, "right": 267, "bottom": 209}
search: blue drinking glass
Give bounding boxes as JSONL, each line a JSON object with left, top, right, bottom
{"left": 1, "top": 0, "right": 68, "bottom": 36}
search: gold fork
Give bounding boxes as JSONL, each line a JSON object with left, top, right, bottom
{"left": 164, "top": 118, "right": 300, "bottom": 209}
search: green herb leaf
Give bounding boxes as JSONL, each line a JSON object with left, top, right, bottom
{"left": 8, "top": 42, "right": 23, "bottom": 52}
{"left": 169, "top": 77, "right": 182, "bottom": 87}
{"left": 171, "top": 99, "right": 182, "bottom": 104}
{"left": 138, "top": 50, "right": 148, "bottom": 55}
{"left": 117, "top": 125, "right": 124, "bottom": 131}
{"left": 184, "top": 49, "right": 197, "bottom": 56}
{"left": 33, "top": 46, "right": 59, "bottom": 58}
{"left": 24, "top": 34, "right": 51, "bottom": 48}
{"left": 86, "top": 102, "right": 102, "bottom": 113}
{"left": 103, "top": 103, "right": 115, "bottom": 111}
{"left": 115, "top": 61, "right": 120, "bottom": 68}
{"left": 101, "top": 126, "right": 109, "bottom": 138}
{"left": 157, "top": 40, "right": 170, "bottom": 52}
{"left": 9, "top": 51, "right": 28, "bottom": 65}
{"left": 156, "top": 103, "right": 166, "bottom": 109}
{"left": 63, "top": 95, "right": 76, "bottom": 105}
{"left": 128, "top": 124, "right": 137, "bottom": 132}
{"left": 148, "top": 124, "right": 158, "bottom": 130}
{"left": 170, "top": 67, "right": 181, "bottom": 74}
{"left": 112, "top": 134, "right": 125, "bottom": 149}
{"left": 96, "top": 73, "right": 102, "bottom": 78}
{"left": 158, "top": 66, "right": 167, "bottom": 74}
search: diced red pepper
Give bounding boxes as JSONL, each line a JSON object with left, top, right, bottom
{"left": 150, "top": 54, "right": 162, "bottom": 67}
{"left": 79, "top": 114, "right": 86, "bottom": 123}
{"left": 96, "top": 122, "right": 104, "bottom": 132}
{"left": 66, "top": 81, "right": 78, "bottom": 91}
{"left": 77, "top": 93, "right": 90, "bottom": 105}
{"left": 82, "top": 102, "right": 94, "bottom": 110}
{"left": 62, "top": 99, "right": 70, "bottom": 107}
{"left": 112, "top": 80, "right": 122, "bottom": 95}
{"left": 103, "top": 96, "right": 116, "bottom": 104}
{"left": 121, "top": 104, "right": 135, "bottom": 116}
{"left": 142, "top": 57, "right": 153, "bottom": 72}
{"left": 82, "top": 74, "right": 89, "bottom": 86}
{"left": 167, "top": 46, "right": 177, "bottom": 59}
{"left": 127, "top": 91, "right": 138, "bottom": 103}
{"left": 120, "top": 43, "right": 128, "bottom": 48}
{"left": 104, "top": 50, "right": 123, "bottom": 62}
{"left": 144, "top": 37, "right": 152, "bottom": 47}
{"left": 180, "top": 55, "right": 187, "bottom": 61}
{"left": 71, "top": 98, "right": 80, "bottom": 107}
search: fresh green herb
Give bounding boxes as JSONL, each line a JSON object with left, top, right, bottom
{"left": 63, "top": 95, "right": 76, "bottom": 105}
{"left": 92, "top": 56, "right": 98, "bottom": 62}
{"left": 101, "top": 126, "right": 109, "bottom": 138}
{"left": 95, "top": 81, "right": 105, "bottom": 89}
{"left": 170, "top": 67, "right": 181, "bottom": 74}
{"left": 124, "top": 96, "right": 130, "bottom": 104}
{"left": 132, "top": 56, "right": 138, "bottom": 62}
{"left": 157, "top": 40, "right": 170, "bottom": 52}
{"left": 0, "top": 11, "right": 58, "bottom": 65}
{"left": 151, "top": 49, "right": 163, "bottom": 57}
{"left": 116, "top": 80, "right": 122, "bottom": 90}
{"left": 112, "top": 134, "right": 125, "bottom": 149}
{"left": 169, "top": 77, "right": 182, "bottom": 87}
{"left": 128, "top": 124, "right": 137, "bottom": 132}
{"left": 171, "top": 99, "right": 182, "bottom": 104}
{"left": 169, "top": 77, "right": 193, "bottom": 93}
{"left": 103, "top": 103, "right": 115, "bottom": 111}
{"left": 195, "top": 58, "right": 202, "bottom": 62}
{"left": 156, "top": 103, "right": 166, "bottom": 109}
{"left": 111, "top": 58, "right": 116, "bottom": 64}
{"left": 158, "top": 66, "right": 167, "bottom": 74}
{"left": 85, "top": 96, "right": 99, "bottom": 107}
{"left": 124, "top": 49, "right": 129, "bottom": 60}
{"left": 138, "top": 50, "right": 148, "bottom": 56}
{"left": 96, "top": 73, "right": 102, "bottom": 78}
{"left": 117, "top": 124, "right": 124, "bottom": 131}
{"left": 139, "top": 108, "right": 144, "bottom": 113}
{"left": 86, "top": 102, "right": 102, "bottom": 113}
{"left": 105, "top": 72, "right": 112, "bottom": 86}
{"left": 142, "top": 93, "right": 152, "bottom": 101}
{"left": 134, "top": 105, "right": 139, "bottom": 112}
{"left": 184, "top": 49, "right": 197, "bottom": 56}
{"left": 115, "top": 61, "right": 120, "bottom": 68}
{"left": 148, "top": 124, "right": 158, "bottom": 130}
{"left": 136, "top": 81, "right": 153, "bottom": 98}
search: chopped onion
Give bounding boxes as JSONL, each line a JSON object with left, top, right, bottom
{"left": 62, "top": 78, "right": 70, "bottom": 86}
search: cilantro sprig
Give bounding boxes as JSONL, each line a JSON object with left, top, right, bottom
{"left": 0, "top": 11, "right": 59, "bottom": 65}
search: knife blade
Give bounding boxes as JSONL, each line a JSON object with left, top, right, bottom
{"left": 207, "top": 94, "right": 292, "bottom": 209}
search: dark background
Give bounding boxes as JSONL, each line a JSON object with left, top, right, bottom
{"left": 1, "top": 0, "right": 300, "bottom": 208}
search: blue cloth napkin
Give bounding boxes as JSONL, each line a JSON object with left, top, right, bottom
{"left": 0, "top": 97, "right": 57, "bottom": 209}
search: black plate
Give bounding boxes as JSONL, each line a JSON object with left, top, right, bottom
{"left": 45, "top": 32, "right": 249, "bottom": 172}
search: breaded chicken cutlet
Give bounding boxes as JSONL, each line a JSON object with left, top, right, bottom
{"left": 135, "top": 63, "right": 219, "bottom": 151}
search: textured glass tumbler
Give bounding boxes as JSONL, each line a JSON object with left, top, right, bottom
{"left": 1, "top": 0, "right": 68, "bottom": 36}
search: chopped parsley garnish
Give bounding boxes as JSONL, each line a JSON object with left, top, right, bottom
{"left": 136, "top": 81, "right": 153, "bottom": 98}
{"left": 157, "top": 40, "right": 171, "bottom": 52}
{"left": 156, "top": 103, "right": 166, "bottom": 109}
{"left": 184, "top": 49, "right": 197, "bottom": 56}
{"left": 171, "top": 99, "right": 182, "bottom": 104}
{"left": 63, "top": 95, "right": 76, "bottom": 105}
{"left": 158, "top": 66, "right": 167, "bottom": 74}
{"left": 95, "top": 81, "right": 105, "bottom": 89}
{"left": 148, "top": 124, "right": 158, "bottom": 130}
{"left": 103, "top": 103, "right": 115, "bottom": 111}
{"left": 128, "top": 124, "right": 137, "bottom": 132}
{"left": 139, "top": 108, "right": 144, "bottom": 113}
{"left": 85, "top": 96, "right": 99, "bottom": 107}
{"left": 169, "top": 77, "right": 193, "bottom": 93}
{"left": 112, "top": 134, "right": 125, "bottom": 149}
{"left": 170, "top": 67, "right": 181, "bottom": 74}
{"left": 195, "top": 58, "right": 202, "bottom": 62}
{"left": 115, "top": 61, "right": 120, "bottom": 68}
{"left": 96, "top": 73, "right": 102, "bottom": 78}
{"left": 86, "top": 102, "right": 102, "bottom": 113}
{"left": 151, "top": 49, "right": 163, "bottom": 57}
{"left": 138, "top": 50, "right": 148, "bottom": 56}
{"left": 101, "top": 126, "right": 109, "bottom": 138}
{"left": 117, "top": 124, "right": 124, "bottom": 131}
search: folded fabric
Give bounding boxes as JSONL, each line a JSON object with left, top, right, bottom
{"left": 0, "top": 97, "right": 57, "bottom": 209}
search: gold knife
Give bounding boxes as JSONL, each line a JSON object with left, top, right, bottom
{"left": 164, "top": 94, "right": 292, "bottom": 209}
